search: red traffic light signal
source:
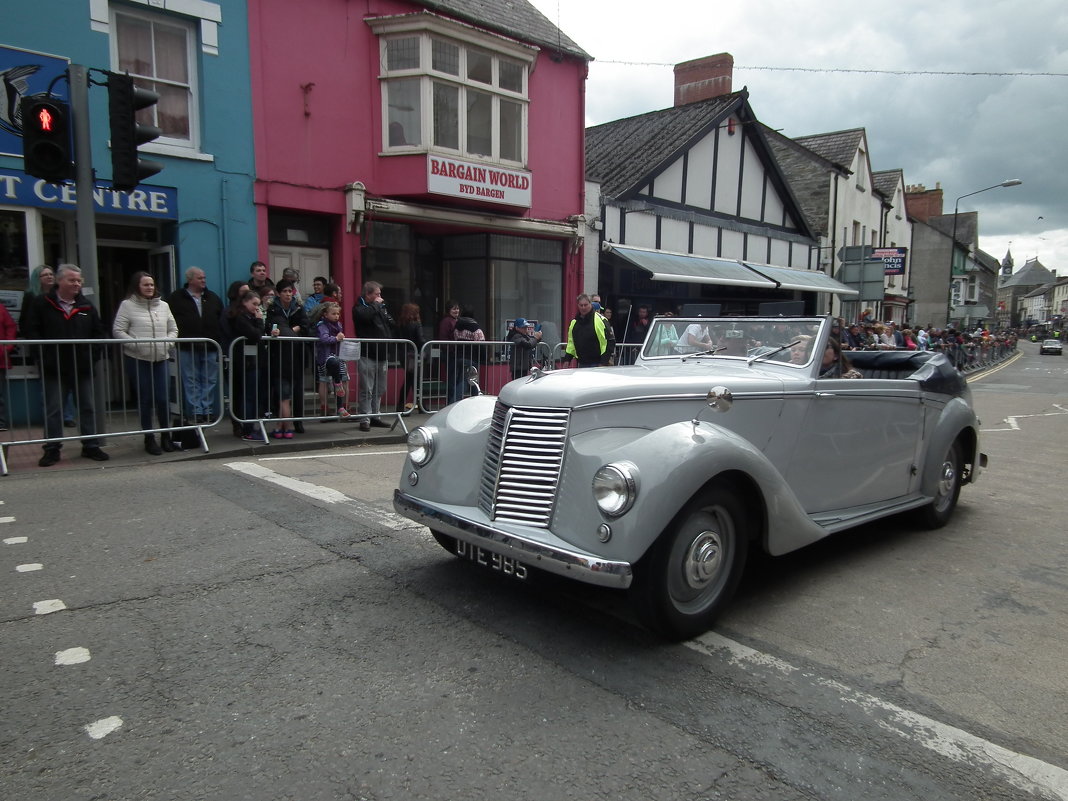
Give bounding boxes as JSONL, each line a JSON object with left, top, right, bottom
{"left": 108, "top": 72, "right": 163, "bottom": 192}
{"left": 20, "top": 95, "right": 73, "bottom": 183}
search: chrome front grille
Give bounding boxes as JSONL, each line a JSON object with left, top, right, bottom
{"left": 478, "top": 402, "right": 570, "bottom": 527}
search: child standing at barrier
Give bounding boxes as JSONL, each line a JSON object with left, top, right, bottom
{"left": 314, "top": 302, "right": 350, "bottom": 419}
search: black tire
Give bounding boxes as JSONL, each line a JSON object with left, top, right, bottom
{"left": 916, "top": 441, "right": 963, "bottom": 529}
{"left": 630, "top": 485, "right": 749, "bottom": 639}
{"left": 430, "top": 529, "right": 458, "bottom": 553}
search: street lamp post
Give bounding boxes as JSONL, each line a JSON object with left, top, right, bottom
{"left": 946, "top": 178, "right": 1023, "bottom": 327}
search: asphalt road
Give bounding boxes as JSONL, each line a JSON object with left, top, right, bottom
{"left": 1, "top": 342, "right": 1065, "bottom": 801}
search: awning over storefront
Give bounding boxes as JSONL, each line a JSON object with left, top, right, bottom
{"left": 603, "top": 243, "right": 859, "bottom": 297}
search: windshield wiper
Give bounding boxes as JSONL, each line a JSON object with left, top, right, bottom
{"left": 747, "top": 339, "right": 801, "bottom": 367}
{"left": 682, "top": 345, "right": 727, "bottom": 359}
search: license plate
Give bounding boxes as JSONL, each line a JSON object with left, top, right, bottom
{"left": 455, "top": 539, "right": 528, "bottom": 580}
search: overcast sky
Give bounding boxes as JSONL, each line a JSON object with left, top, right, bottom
{"left": 530, "top": 0, "right": 1067, "bottom": 274}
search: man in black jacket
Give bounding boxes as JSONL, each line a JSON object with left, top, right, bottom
{"left": 168, "top": 266, "right": 224, "bottom": 423}
{"left": 19, "top": 264, "right": 109, "bottom": 466}
{"left": 352, "top": 280, "right": 394, "bottom": 431}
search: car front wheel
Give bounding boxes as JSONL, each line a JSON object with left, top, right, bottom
{"left": 631, "top": 486, "right": 749, "bottom": 639}
{"left": 917, "top": 441, "right": 962, "bottom": 529}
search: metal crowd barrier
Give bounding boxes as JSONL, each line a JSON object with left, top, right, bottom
{"left": 0, "top": 337, "right": 223, "bottom": 475}
{"left": 227, "top": 335, "right": 416, "bottom": 440}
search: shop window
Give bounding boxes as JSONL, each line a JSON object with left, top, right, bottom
{"left": 373, "top": 16, "right": 532, "bottom": 165}
{"left": 0, "top": 210, "right": 29, "bottom": 301}
{"left": 111, "top": 6, "right": 199, "bottom": 150}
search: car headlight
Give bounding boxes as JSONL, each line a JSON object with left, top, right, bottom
{"left": 593, "top": 462, "right": 639, "bottom": 517}
{"left": 407, "top": 426, "right": 436, "bottom": 467}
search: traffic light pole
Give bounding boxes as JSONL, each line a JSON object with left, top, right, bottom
{"left": 68, "top": 64, "right": 99, "bottom": 296}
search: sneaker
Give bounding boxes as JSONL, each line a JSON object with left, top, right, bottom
{"left": 338, "top": 407, "right": 351, "bottom": 418}
{"left": 39, "top": 450, "right": 60, "bottom": 467}
{"left": 271, "top": 429, "right": 285, "bottom": 439}
{"left": 359, "top": 419, "right": 370, "bottom": 432}
{"left": 283, "top": 431, "right": 294, "bottom": 439}
{"left": 242, "top": 432, "right": 266, "bottom": 442}
{"left": 403, "top": 403, "right": 415, "bottom": 412}
{"left": 370, "top": 419, "right": 392, "bottom": 428}
{"left": 81, "top": 447, "right": 110, "bottom": 462}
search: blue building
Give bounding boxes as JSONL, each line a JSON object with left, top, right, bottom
{"left": 1, "top": 0, "right": 256, "bottom": 322}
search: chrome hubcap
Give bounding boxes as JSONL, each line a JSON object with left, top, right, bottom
{"left": 684, "top": 530, "right": 724, "bottom": 590}
{"left": 937, "top": 460, "right": 956, "bottom": 499}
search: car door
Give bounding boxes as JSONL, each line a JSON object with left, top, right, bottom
{"left": 784, "top": 377, "right": 924, "bottom": 514}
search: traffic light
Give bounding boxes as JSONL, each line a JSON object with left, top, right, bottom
{"left": 20, "top": 95, "right": 73, "bottom": 183}
{"left": 108, "top": 72, "right": 163, "bottom": 191}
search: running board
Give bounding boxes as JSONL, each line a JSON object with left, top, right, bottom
{"left": 810, "top": 495, "right": 931, "bottom": 534}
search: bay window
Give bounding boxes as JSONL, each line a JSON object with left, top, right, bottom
{"left": 373, "top": 16, "right": 534, "bottom": 166}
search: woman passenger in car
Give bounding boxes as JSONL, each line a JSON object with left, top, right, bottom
{"left": 819, "top": 337, "right": 863, "bottom": 379}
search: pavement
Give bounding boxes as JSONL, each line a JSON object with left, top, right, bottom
{"left": 0, "top": 409, "right": 428, "bottom": 476}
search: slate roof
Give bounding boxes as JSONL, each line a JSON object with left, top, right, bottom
{"left": 975, "top": 248, "right": 1000, "bottom": 273}
{"left": 760, "top": 123, "right": 842, "bottom": 237}
{"left": 586, "top": 92, "right": 743, "bottom": 198}
{"left": 1001, "top": 257, "right": 1055, "bottom": 288}
{"left": 412, "top": 0, "right": 589, "bottom": 59}
{"left": 872, "top": 169, "right": 903, "bottom": 202}
{"left": 792, "top": 128, "right": 866, "bottom": 172}
{"left": 928, "top": 212, "right": 978, "bottom": 249}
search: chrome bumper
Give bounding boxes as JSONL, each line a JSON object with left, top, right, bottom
{"left": 393, "top": 489, "right": 633, "bottom": 589}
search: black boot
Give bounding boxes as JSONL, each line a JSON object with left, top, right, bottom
{"left": 160, "top": 432, "right": 175, "bottom": 452}
{"left": 144, "top": 434, "right": 162, "bottom": 455}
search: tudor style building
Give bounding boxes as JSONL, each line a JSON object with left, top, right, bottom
{"left": 585, "top": 53, "right": 856, "bottom": 326}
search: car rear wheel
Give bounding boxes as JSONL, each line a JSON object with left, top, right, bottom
{"left": 917, "top": 441, "right": 962, "bottom": 529}
{"left": 630, "top": 486, "right": 749, "bottom": 639}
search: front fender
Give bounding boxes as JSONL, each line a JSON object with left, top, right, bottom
{"left": 566, "top": 419, "right": 826, "bottom": 562}
{"left": 402, "top": 395, "right": 497, "bottom": 506}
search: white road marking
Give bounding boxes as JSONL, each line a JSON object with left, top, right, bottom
{"left": 33, "top": 599, "right": 66, "bottom": 615}
{"left": 689, "top": 632, "right": 1068, "bottom": 801}
{"left": 984, "top": 404, "right": 1068, "bottom": 432}
{"left": 256, "top": 449, "right": 408, "bottom": 461}
{"left": 4, "top": 536, "right": 28, "bottom": 544}
{"left": 16, "top": 563, "right": 43, "bottom": 572}
{"left": 0, "top": 516, "right": 15, "bottom": 523}
{"left": 84, "top": 716, "right": 122, "bottom": 740}
{"left": 223, "top": 461, "right": 421, "bottom": 532}
{"left": 55, "top": 647, "right": 91, "bottom": 666}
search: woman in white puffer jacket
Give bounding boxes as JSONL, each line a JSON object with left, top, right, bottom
{"left": 113, "top": 272, "right": 178, "bottom": 455}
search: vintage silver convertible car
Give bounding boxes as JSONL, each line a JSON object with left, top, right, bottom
{"left": 394, "top": 316, "right": 985, "bottom": 638}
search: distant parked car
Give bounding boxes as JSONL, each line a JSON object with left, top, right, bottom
{"left": 394, "top": 315, "right": 986, "bottom": 638}
{"left": 1039, "top": 339, "right": 1063, "bottom": 355}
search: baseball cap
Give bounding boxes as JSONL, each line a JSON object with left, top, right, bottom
{"left": 514, "top": 317, "right": 529, "bottom": 329}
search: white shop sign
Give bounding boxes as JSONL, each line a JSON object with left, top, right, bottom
{"left": 427, "top": 156, "right": 532, "bottom": 208}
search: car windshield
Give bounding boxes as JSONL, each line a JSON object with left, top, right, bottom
{"left": 640, "top": 317, "right": 825, "bottom": 366}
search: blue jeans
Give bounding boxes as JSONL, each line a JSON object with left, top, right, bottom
{"left": 177, "top": 345, "right": 219, "bottom": 418}
{"left": 42, "top": 371, "right": 99, "bottom": 450}
{"left": 124, "top": 356, "right": 170, "bottom": 431}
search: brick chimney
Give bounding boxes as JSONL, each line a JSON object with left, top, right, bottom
{"left": 674, "top": 53, "right": 733, "bottom": 106}
{"left": 904, "top": 182, "right": 944, "bottom": 223}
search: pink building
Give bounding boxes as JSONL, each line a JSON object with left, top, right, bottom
{"left": 249, "top": 0, "right": 590, "bottom": 343}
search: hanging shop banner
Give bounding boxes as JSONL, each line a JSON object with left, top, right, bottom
{"left": 427, "top": 155, "right": 532, "bottom": 208}
{"left": 869, "top": 247, "right": 907, "bottom": 275}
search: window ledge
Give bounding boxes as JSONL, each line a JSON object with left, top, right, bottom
{"left": 140, "top": 142, "right": 215, "bottom": 163}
